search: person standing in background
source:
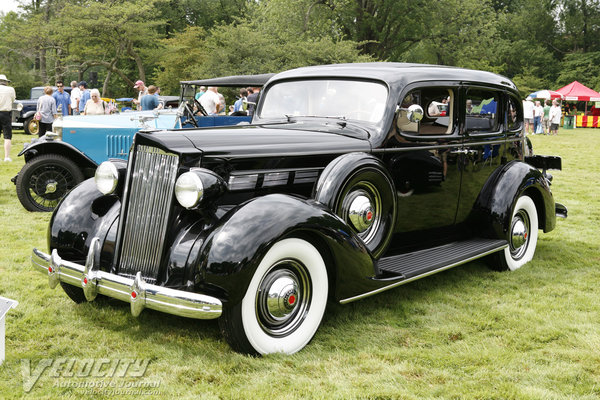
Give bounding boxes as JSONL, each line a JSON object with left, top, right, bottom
{"left": 36, "top": 86, "right": 57, "bottom": 137}
{"left": 83, "top": 89, "right": 107, "bottom": 115}
{"left": 542, "top": 99, "right": 551, "bottom": 135}
{"left": 78, "top": 81, "right": 90, "bottom": 115}
{"left": 52, "top": 80, "right": 70, "bottom": 116}
{"left": 549, "top": 100, "right": 561, "bottom": 136}
{"left": 523, "top": 96, "right": 534, "bottom": 135}
{"left": 199, "top": 87, "right": 221, "bottom": 115}
{"left": 246, "top": 87, "right": 261, "bottom": 116}
{"left": 140, "top": 85, "right": 162, "bottom": 111}
{"left": 70, "top": 81, "right": 81, "bottom": 115}
{"left": 0, "top": 74, "right": 16, "bottom": 161}
{"left": 132, "top": 80, "right": 148, "bottom": 110}
{"left": 533, "top": 100, "right": 544, "bottom": 134}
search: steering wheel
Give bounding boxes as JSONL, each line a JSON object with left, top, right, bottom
{"left": 183, "top": 102, "right": 199, "bottom": 127}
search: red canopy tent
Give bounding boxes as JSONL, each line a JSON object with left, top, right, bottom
{"left": 555, "top": 81, "right": 600, "bottom": 101}
{"left": 555, "top": 81, "right": 600, "bottom": 127}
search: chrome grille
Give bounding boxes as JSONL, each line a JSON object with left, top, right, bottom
{"left": 117, "top": 145, "right": 179, "bottom": 283}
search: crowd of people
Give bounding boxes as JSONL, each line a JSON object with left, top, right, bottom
{"left": 192, "top": 85, "right": 261, "bottom": 117}
{"left": 523, "top": 96, "right": 562, "bottom": 136}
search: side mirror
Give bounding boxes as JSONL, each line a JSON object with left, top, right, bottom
{"left": 406, "top": 104, "right": 424, "bottom": 123}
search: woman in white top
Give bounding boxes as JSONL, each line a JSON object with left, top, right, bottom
{"left": 84, "top": 89, "right": 106, "bottom": 115}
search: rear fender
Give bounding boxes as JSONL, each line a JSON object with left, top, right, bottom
{"left": 470, "top": 161, "right": 555, "bottom": 238}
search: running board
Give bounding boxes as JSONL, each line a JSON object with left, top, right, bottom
{"left": 340, "top": 238, "right": 507, "bottom": 304}
{"left": 378, "top": 238, "right": 508, "bottom": 279}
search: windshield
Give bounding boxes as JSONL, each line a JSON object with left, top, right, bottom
{"left": 31, "top": 88, "right": 45, "bottom": 99}
{"left": 259, "top": 79, "right": 388, "bottom": 123}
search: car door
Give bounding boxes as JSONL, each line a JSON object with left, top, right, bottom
{"left": 383, "top": 83, "right": 464, "bottom": 250}
{"left": 455, "top": 85, "right": 509, "bottom": 225}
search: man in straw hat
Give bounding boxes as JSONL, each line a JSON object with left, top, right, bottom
{"left": 0, "top": 74, "right": 16, "bottom": 162}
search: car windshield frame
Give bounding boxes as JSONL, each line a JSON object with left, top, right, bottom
{"left": 256, "top": 78, "right": 389, "bottom": 126}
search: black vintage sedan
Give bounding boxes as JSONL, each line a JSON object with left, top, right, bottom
{"left": 32, "top": 63, "right": 566, "bottom": 355}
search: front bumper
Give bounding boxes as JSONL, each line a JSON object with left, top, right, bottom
{"left": 32, "top": 237, "right": 222, "bottom": 319}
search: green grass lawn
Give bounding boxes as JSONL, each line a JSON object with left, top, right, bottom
{"left": 0, "top": 128, "right": 598, "bottom": 399}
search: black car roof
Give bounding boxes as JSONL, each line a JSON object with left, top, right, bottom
{"left": 268, "top": 62, "right": 517, "bottom": 91}
{"left": 181, "top": 73, "right": 276, "bottom": 87}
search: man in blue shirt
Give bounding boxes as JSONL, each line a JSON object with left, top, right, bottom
{"left": 52, "top": 81, "right": 70, "bottom": 116}
{"left": 78, "top": 81, "right": 90, "bottom": 114}
{"left": 140, "top": 85, "right": 162, "bottom": 111}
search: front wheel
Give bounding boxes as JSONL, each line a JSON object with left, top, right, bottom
{"left": 494, "top": 195, "right": 539, "bottom": 271}
{"left": 16, "top": 154, "right": 85, "bottom": 212}
{"left": 219, "top": 238, "right": 328, "bottom": 355}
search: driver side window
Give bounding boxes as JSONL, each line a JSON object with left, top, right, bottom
{"left": 397, "top": 88, "right": 454, "bottom": 135}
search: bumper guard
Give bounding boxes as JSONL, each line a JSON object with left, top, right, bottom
{"left": 32, "top": 238, "right": 222, "bottom": 319}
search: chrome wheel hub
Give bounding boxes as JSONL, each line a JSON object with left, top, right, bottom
{"left": 348, "top": 194, "right": 374, "bottom": 233}
{"left": 256, "top": 260, "right": 311, "bottom": 337}
{"left": 45, "top": 180, "right": 58, "bottom": 194}
{"left": 265, "top": 273, "right": 299, "bottom": 318}
{"left": 510, "top": 210, "right": 530, "bottom": 260}
{"left": 341, "top": 182, "right": 382, "bottom": 245}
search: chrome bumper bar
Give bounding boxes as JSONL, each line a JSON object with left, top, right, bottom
{"left": 32, "top": 238, "right": 222, "bottom": 319}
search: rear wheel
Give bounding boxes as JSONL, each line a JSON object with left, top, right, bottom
{"left": 219, "top": 238, "right": 328, "bottom": 355}
{"left": 16, "top": 154, "right": 85, "bottom": 212}
{"left": 494, "top": 195, "right": 538, "bottom": 271}
{"left": 24, "top": 116, "right": 39, "bottom": 135}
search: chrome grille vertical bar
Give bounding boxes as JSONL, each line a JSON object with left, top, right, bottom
{"left": 116, "top": 145, "right": 179, "bottom": 283}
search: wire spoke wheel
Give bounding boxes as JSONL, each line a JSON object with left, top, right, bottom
{"left": 16, "top": 154, "right": 84, "bottom": 212}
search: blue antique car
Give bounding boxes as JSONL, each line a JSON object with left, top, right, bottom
{"left": 14, "top": 74, "right": 273, "bottom": 211}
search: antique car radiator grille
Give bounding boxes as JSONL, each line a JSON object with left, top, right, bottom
{"left": 117, "top": 145, "right": 179, "bottom": 283}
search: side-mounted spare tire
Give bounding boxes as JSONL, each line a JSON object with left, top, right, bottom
{"left": 313, "top": 152, "right": 396, "bottom": 258}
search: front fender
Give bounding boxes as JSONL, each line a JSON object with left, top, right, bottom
{"left": 20, "top": 110, "right": 36, "bottom": 121}
{"left": 192, "top": 194, "right": 376, "bottom": 305}
{"left": 471, "top": 160, "right": 555, "bottom": 239}
{"left": 19, "top": 140, "right": 98, "bottom": 175}
{"left": 49, "top": 178, "right": 120, "bottom": 267}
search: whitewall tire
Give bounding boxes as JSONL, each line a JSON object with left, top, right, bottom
{"left": 220, "top": 238, "right": 328, "bottom": 355}
{"left": 498, "top": 195, "right": 538, "bottom": 271}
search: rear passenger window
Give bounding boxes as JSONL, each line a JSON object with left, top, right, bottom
{"left": 465, "top": 89, "right": 500, "bottom": 133}
{"left": 397, "top": 88, "right": 454, "bottom": 135}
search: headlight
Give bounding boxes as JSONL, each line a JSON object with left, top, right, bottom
{"left": 174, "top": 169, "right": 227, "bottom": 210}
{"left": 95, "top": 161, "right": 119, "bottom": 195}
{"left": 47, "top": 119, "right": 63, "bottom": 140}
{"left": 175, "top": 172, "right": 204, "bottom": 209}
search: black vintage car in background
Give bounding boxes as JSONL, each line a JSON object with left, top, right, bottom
{"left": 32, "top": 63, "right": 567, "bottom": 355}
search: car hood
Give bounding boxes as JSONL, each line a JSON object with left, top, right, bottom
{"left": 178, "top": 123, "right": 371, "bottom": 158}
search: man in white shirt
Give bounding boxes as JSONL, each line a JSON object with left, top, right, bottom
{"left": 199, "top": 87, "right": 222, "bottom": 115}
{"left": 0, "top": 74, "right": 16, "bottom": 161}
{"left": 549, "top": 100, "right": 562, "bottom": 135}
{"left": 70, "top": 81, "right": 81, "bottom": 115}
{"left": 522, "top": 97, "right": 534, "bottom": 135}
